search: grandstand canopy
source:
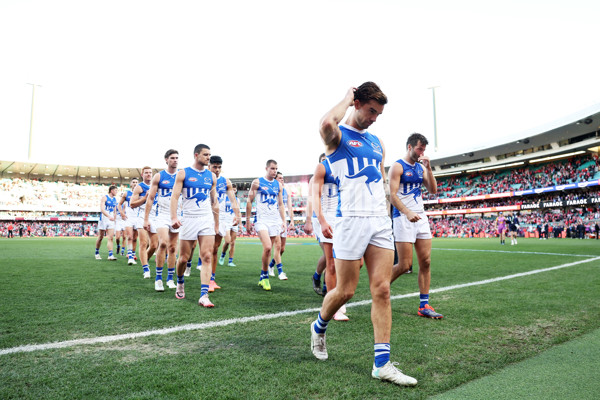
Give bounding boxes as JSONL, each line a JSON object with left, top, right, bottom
{"left": 430, "top": 103, "right": 600, "bottom": 175}
{"left": 2, "top": 103, "right": 600, "bottom": 185}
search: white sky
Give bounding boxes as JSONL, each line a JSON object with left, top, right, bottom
{"left": 1, "top": 0, "right": 600, "bottom": 179}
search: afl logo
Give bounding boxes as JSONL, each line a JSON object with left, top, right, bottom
{"left": 189, "top": 177, "right": 198, "bottom": 182}
{"left": 406, "top": 171, "right": 414, "bottom": 177}
{"left": 161, "top": 180, "right": 170, "bottom": 184}
{"left": 347, "top": 140, "right": 363, "bottom": 148}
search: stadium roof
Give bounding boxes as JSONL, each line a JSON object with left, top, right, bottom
{"left": 2, "top": 103, "right": 600, "bottom": 184}
{"left": 430, "top": 102, "right": 600, "bottom": 175}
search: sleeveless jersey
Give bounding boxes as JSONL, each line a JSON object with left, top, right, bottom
{"left": 100, "top": 195, "right": 117, "bottom": 221}
{"left": 216, "top": 176, "right": 229, "bottom": 217}
{"left": 255, "top": 177, "right": 281, "bottom": 224}
{"left": 136, "top": 182, "right": 157, "bottom": 217}
{"left": 180, "top": 166, "right": 213, "bottom": 218}
{"left": 326, "top": 124, "right": 386, "bottom": 217}
{"left": 392, "top": 159, "right": 425, "bottom": 217}
{"left": 321, "top": 160, "right": 339, "bottom": 219}
{"left": 157, "top": 169, "right": 179, "bottom": 216}
{"left": 225, "top": 195, "right": 238, "bottom": 217}
{"left": 123, "top": 190, "right": 136, "bottom": 219}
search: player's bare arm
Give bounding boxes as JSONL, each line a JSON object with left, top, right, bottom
{"left": 389, "top": 162, "right": 420, "bottom": 222}
{"left": 278, "top": 190, "right": 286, "bottom": 231}
{"left": 170, "top": 170, "right": 185, "bottom": 229}
{"left": 312, "top": 163, "right": 333, "bottom": 239}
{"left": 143, "top": 173, "right": 160, "bottom": 231}
{"left": 210, "top": 172, "right": 219, "bottom": 234}
{"left": 303, "top": 176, "right": 314, "bottom": 235}
{"left": 117, "top": 195, "right": 127, "bottom": 220}
{"left": 419, "top": 155, "right": 437, "bottom": 195}
{"left": 245, "top": 179, "right": 259, "bottom": 233}
{"left": 130, "top": 185, "right": 146, "bottom": 209}
{"left": 319, "top": 87, "right": 356, "bottom": 153}
{"left": 226, "top": 178, "right": 241, "bottom": 226}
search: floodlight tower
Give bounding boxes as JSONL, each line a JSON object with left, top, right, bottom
{"left": 26, "top": 83, "right": 42, "bottom": 160}
{"left": 428, "top": 86, "right": 439, "bottom": 152}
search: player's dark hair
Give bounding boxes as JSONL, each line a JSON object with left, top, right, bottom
{"left": 108, "top": 185, "right": 117, "bottom": 193}
{"left": 406, "top": 133, "right": 429, "bottom": 149}
{"left": 354, "top": 82, "right": 387, "bottom": 105}
{"left": 210, "top": 155, "right": 223, "bottom": 165}
{"left": 276, "top": 172, "right": 283, "bottom": 177}
{"left": 194, "top": 144, "right": 210, "bottom": 154}
{"left": 319, "top": 153, "right": 326, "bottom": 162}
{"left": 266, "top": 159, "right": 277, "bottom": 167}
{"left": 164, "top": 149, "right": 178, "bottom": 159}
{"left": 231, "top": 183, "right": 237, "bottom": 189}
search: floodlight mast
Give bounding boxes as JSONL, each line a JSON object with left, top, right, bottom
{"left": 26, "top": 83, "right": 42, "bottom": 160}
{"left": 428, "top": 86, "right": 439, "bottom": 152}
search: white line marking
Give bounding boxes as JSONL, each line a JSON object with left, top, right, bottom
{"left": 432, "top": 248, "right": 597, "bottom": 258}
{"left": 2, "top": 256, "right": 599, "bottom": 356}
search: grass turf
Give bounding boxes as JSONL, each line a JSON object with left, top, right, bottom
{"left": 1, "top": 237, "right": 599, "bottom": 399}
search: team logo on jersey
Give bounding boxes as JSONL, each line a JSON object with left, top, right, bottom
{"left": 347, "top": 140, "right": 363, "bottom": 148}
{"left": 204, "top": 177, "right": 212, "bottom": 184}
{"left": 345, "top": 165, "right": 381, "bottom": 195}
{"left": 371, "top": 142, "right": 382, "bottom": 153}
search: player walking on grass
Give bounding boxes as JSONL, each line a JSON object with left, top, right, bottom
{"left": 268, "top": 172, "right": 294, "bottom": 278}
{"left": 170, "top": 144, "right": 219, "bottom": 308}
{"left": 218, "top": 183, "right": 240, "bottom": 267}
{"left": 131, "top": 167, "right": 159, "bottom": 279}
{"left": 311, "top": 154, "right": 350, "bottom": 321}
{"left": 144, "top": 149, "right": 181, "bottom": 292}
{"left": 310, "top": 82, "right": 417, "bottom": 386}
{"left": 118, "top": 178, "right": 139, "bottom": 265}
{"left": 389, "top": 133, "right": 443, "bottom": 320}
{"left": 209, "top": 155, "right": 242, "bottom": 292}
{"left": 95, "top": 185, "right": 118, "bottom": 261}
{"left": 246, "top": 160, "right": 287, "bottom": 290}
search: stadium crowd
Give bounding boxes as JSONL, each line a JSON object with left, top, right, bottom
{"left": 2, "top": 152, "right": 599, "bottom": 239}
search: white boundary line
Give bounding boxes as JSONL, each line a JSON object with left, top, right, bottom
{"left": 432, "top": 248, "right": 597, "bottom": 258}
{"left": 2, "top": 256, "right": 599, "bottom": 357}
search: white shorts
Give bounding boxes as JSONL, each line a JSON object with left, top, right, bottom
{"left": 231, "top": 224, "right": 239, "bottom": 233}
{"left": 254, "top": 221, "right": 281, "bottom": 237}
{"left": 155, "top": 213, "right": 180, "bottom": 233}
{"left": 332, "top": 216, "right": 394, "bottom": 260}
{"left": 217, "top": 218, "right": 232, "bottom": 237}
{"left": 180, "top": 216, "right": 215, "bottom": 240}
{"left": 115, "top": 219, "right": 125, "bottom": 232}
{"left": 127, "top": 215, "right": 144, "bottom": 230}
{"left": 393, "top": 214, "right": 432, "bottom": 243}
{"left": 98, "top": 218, "right": 115, "bottom": 231}
{"left": 313, "top": 217, "right": 335, "bottom": 244}
{"left": 280, "top": 227, "right": 287, "bottom": 238}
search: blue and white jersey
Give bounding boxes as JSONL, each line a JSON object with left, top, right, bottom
{"left": 100, "top": 195, "right": 117, "bottom": 221}
{"left": 136, "top": 182, "right": 157, "bottom": 217}
{"left": 225, "top": 195, "right": 239, "bottom": 217}
{"left": 392, "top": 159, "right": 425, "bottom": 217}
{"left": 255, "top": 177, "right": 281, "bottom": 224}
{"left": 156, "top": 169, "right": 179, "bottom": 216}
{"left": 282, "top": 187, "right": 289, "bottom": 207}
{"left": 124, "top": 190, "right": 136, "bottom": 219}
{"left": 326, "top": 123, "right": 387, "bottom": 217}
{"left": 321, "top": 160, "right": 339, "bottom": 219}
{"left": 180, "top": 167, "right": 213, "bottom": 218}
{"left": 216, "top": 176, "right": 229, "bottom": 216}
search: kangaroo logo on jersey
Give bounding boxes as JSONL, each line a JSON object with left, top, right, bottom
{"left": 189, "top": 191, "right": 208, "bottom": 206}
{"left": 347, "top": 140, "right": 363, "bottom": 148}
{"left": 345, "top": 165, "right": 381, "bottom": 195}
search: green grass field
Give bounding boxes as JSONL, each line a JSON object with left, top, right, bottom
{"left": 1, "top": 237, "right": 599, "bottom": 399}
